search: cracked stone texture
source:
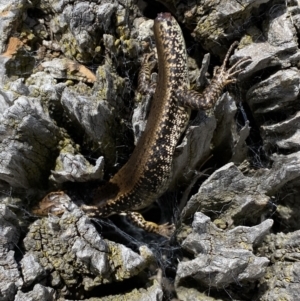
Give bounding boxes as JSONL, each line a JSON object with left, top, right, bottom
{"left": 41, "top": 58, "right": 97, "bottom": 83}
{"left": 22, "top": 206, "right": 152, "bottom": 298}
{"left": 50, "top": 147, "right": 105, "bottom": 184}
{"left": 0, "top": 204, "right": 23, "bottom": 301}
{"left": 182, "top": 151, "right": 300, "bottom": 230}
{"left": 53, "top": 280, "right": 162, "bottom": 301}
{"left": 175, "top": 212, "right": 272, "bottom": 289}
{"left": 15, "top": 284, "right": 56, "bottom": 301}
{"left": 257, "top": 231, "right": 300, "bottom": 300}
{"left": 0, "top": 0, "right": 300, "bottom": 300}
{"left": 0, "top": 0, "right": 27, "bottom": 53}
{"left": 0, "top": 94, "right": 62, "bottom": 188}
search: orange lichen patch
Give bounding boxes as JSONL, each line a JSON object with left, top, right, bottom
{"left": 1, "top": 37, "right": 24, "bottom": 58}
{"left": 0, "top": 6, "right": 12, "bottom": 17}
{"left": 68, "top": 61, "right": 97, "bottom": 83}
{"left": 42, "top": 58, "right": 97, "bottom": 83}
{"left": 77, "top": 64, "right": 97, "bottom": 83}
{"left": 0, "top": 11, "right": 10, "bottom": 17}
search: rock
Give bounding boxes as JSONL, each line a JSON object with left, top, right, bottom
{"left": 21, "top": 253, "right": 47, "bottom": 287}
{"left": 258, "top": 231, "right": 300, "bottom": 300}
{"left": 0, "top": 0, "right": 299, "bottom": 299}
{"left": 0, "top": 0, "right": 27, "bottom": 53}
{"left": 14, "top": 284, "right": 56, "bottom": 301}
{"left": 0, "top": 95, "right": 61, "bottom": 188}
{"left": 50, "top": 151, "right": 104, "bottom": 184}
{"left": 175, "top": 213, "right": 272, "bottom": 288}
{"left": 41, "top": 58, "right": 97, "bottom": 83}
{"left": 182, "top": 150, "right": 300, "bottom": 228}
{"left": 23, "top": 206, "right": 152, "bottom": 297}
{"left": 0, "top": 205, "right": 23, "bottom": 301}
{"left": 181, "top": 163, "right": 270, "bottom": 227}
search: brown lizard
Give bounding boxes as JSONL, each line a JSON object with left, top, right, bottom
{"left": 34, "top": 13, "right": 250, "bottom": 237}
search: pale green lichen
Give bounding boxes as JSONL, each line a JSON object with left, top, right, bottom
{"left": 194, "top": 17, "right": 224, "bottom": 41}
{"left": 61, "top": 35, "right": 78, "bottom": 58}
{"left": 23, "top": 208, "right": 150, "bottom": 297}
{"left": 87, "top": 280, "right": 162, "bottom": 301}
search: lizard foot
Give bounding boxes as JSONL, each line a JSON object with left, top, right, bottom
{"left": 154, "top": 222, "right": 175, "bottom": 238}
{"left": 215, "top": 41, "right": 252, "bottom": 86}
{"left": 80, "top": 204, "right": 101, "bottom": 217}
{"left": 125, "top": 211, "right": 175, "bottom": 238}
{"left": 175, "top": 41, "right": 251, "bottom": 111}
{"left": 32, "top": 191, "right": 71, "bottom": 216}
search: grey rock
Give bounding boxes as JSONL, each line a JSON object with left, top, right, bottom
{"left": 62, "top": 2, "right": 99, "bottom": 60}
{"left": 259, "top": 262, "right": 300, "bottom": 301}
{"left": 21, "top": 253, "right": 46, "bottom": 287}
{"left": 234, "top": 39, "right": 300, "bottom": 79}
{"left": 213, "top": 92, "right": 250, "bottom": 164}
{"left": 176, "top": 286, "right": 223, "bottom": 301}
{"left": 0, "top": 95, "right": 61, "bottom": 188}
{"left": 50, "top": 152, "right": 104, "bottom": 183}
{"left": 183, "top": 149, "right": 300, "bottom": 228}
{"left": 170, "top": 113, "right": 216, "bottom": 189}
{"left": 23, "top": 207, "right": 151, "bottom": 296}
{"left": 41, "top": 58, "right": 97, "bottom": 83}
{"left": 233, "top": 6, "right": 300, "bottom": 80}
{"left": 7, "top": 78, "right": 29, "bottom": 96}
{"left": 79, "top": 279, "right": 163, "bottom": 301}
{"left": 181, "top": 163, "right": 270, "bottom": 227}
{"left": 26, "top": 72, "right": 67, "bottom": 108}
{"left": 96, "top": 2, "right": 118, "bottom": 30}
{"left": 176, "top": 213, "right": 272, "bottom": 288}
{"left": 183, "top": 0, "right": 272, "bottom": 53}
{"left": 132, "top": 17, "right": 154, "bottom": 41}
{"left": 246, "top": 69, "right": 300, "bottom": 114}
{"left": 60, "top": 86, "right": 116, "bottom": 162}
{"left": 289, "top": 1, "right": 300, "bottom": 34}
{"left": 260, "top": 151, "right": 300, "bottom": 193}
{"left": 245, "top": 68, "right": 300, "bottom": 153}
{"left": 262, "top": 109, "right": 300, "bottom": 152}
{"left": 0, "top": 0, "right": 299, "bottom": 300}
{"left": 259, "top": 230, "right": 300, "bottom": 263}
{"left": 258, "top": 230, "right": 300, "bottom": 301}
{"left": 0, "top": 205, "right": 23, "bottom": 301}
{"left": 0, "top": 0, "right": 26, "bottom": 53}
{"left": 15, "top": 284, "right": 56, "bottom": 301}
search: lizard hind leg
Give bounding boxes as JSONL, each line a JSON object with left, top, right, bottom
{"left": 124, "top": 211, "right": 175, "bottom": 238}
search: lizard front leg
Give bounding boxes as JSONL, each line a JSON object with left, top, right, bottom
{"left": 176, "top": 42, "right": 251, "bottom": 110}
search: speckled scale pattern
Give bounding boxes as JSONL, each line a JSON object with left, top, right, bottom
{"left": 84, "top": 13, "right": 250, "bottom": 230}
{"left": 89, "top": 13, "right": 190, "bottom": 216}
{"left": 33, "top": 12, "right": 250, "bottom": 236}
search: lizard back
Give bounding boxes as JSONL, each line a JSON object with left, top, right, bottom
{"left": 93, "top": 13, "right": 190, "bottom": 216}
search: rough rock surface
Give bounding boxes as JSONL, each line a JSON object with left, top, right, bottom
{"left": 177, "top": 213, "right": 272, "bottom": 286}
{"left": 0, "top": 204, "right": 23, "bottom": 300}
{"left": 257, "top": 231, "right": 300, "bottom": 300}
{"left": 23, "top": 205, "right": 151, "bottom": 291}
{"left": 15, "top": 284, "right": 56, "bottom": 301}
{"left": 0, "top": 0, "right": 300, "bottom": 300}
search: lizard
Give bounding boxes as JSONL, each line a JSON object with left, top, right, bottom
{"left": 34, "top": 13, "right": 251, "bottom": 237}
